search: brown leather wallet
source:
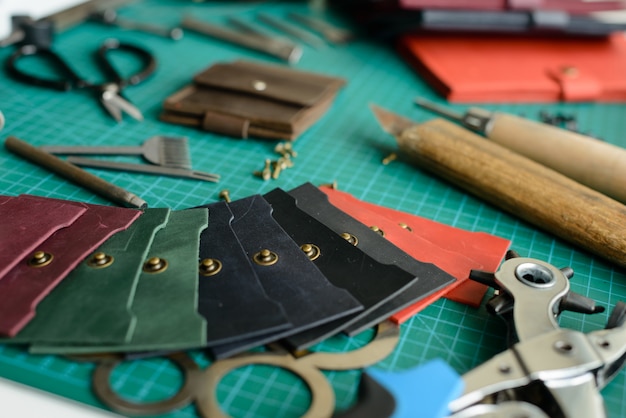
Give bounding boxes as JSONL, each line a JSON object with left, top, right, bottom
{"left": 160, "top": 60, "right": 346, "bottom": 140}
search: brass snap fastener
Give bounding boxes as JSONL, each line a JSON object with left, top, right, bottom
{"left": 253, "top": 249, "right": 278, "bottom": 266}
{"left": 28, "top": 251, "right": 53, "bottom": 268}
{"left": 143, "top": 257, "right": 168, "bottom": 274}
{"left": 369, "top": 225, "right": 385, "bottom": 237}
{"left": 252, "top": 80, "right": 267, "bottom": 91}
{"left": 340, "top": 232, "right": 358, "bottom": 246}
{"left": 300, "top": 243, "right": 321, "bottom": 261}
{"left": 199, "top": 258, "right": 222, "bottom": 276}
{"left": 398, "top": 222, "right": 412, "bottom": 232}
{"left": 87, "top": 252, "right": 114, "bottom": 269}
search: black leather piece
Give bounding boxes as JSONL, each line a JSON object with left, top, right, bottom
{"left": 196, "top": 201, "right": 291, "bottom": 346}
{"left": 262, "top": 188, "right": 417, "bottom": 350}
{"left": 208, "top": 195, "right": 362, "bottom": 359}
{"left": 288, "top": 183, "right": 455, "bottom": 336}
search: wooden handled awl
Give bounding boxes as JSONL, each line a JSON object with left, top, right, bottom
{"left": 371, "top": 105, "right": 626, "bottom": 269}
{"left": 415, "top": 98, "right": 626, "bottom": 205}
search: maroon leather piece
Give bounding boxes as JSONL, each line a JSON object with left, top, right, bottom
{"left": 0, "top": 195, "right": 87, "bottom": 281}
{"left": 0, "top": 201, "right": 141, "bottom": 337}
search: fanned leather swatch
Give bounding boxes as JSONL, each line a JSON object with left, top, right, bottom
{"left": 160, "top": 60, "right": 345, "bottom": 140}
{"left": 0, "top": 200, "right": 141, "bottom": 337}
{"left": 8, "top": 209, "right": 170, "bottom": 346}
{"left": 208, "top": 195, "right": 362, "bottom": 359}
{"left": 320, "top": 186, "right": 511, "bottom": 321}
{"left": 33, "top": 209, "right": 209, "bottom": 354}
{"left": 262, "top": 188, "right": 417, "bottom": 350}
{"left": 196, "top": 201, "right": 291, "bottom": 346}
{"left": 0, "top": 195, "right": 86, "bottom": 280}
{"left": 288, "top": 183, "right": 455, "bottom": 336}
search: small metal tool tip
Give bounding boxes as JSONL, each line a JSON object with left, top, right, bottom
{"left": 0, "top": 111, "right": 4, "bottom": 130}
{"left": 414, "top": 98, "right": 463, "bottom": 122}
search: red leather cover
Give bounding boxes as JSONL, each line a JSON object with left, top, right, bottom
{"left": 398, "top": 32, "right": 626, "bottom": 102}
{"left": 320, "top": 186, "right": 510, "bottom": 322}
{"left": 0, "top": 198, "right": 141, "bottom": 337}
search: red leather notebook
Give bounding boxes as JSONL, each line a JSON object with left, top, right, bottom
{"left": 398, "top": 32, "right": 626, "bottom": 102}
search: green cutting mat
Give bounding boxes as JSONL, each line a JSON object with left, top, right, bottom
{"left": 1, "top": 1, "right": 626, "bottom": 417}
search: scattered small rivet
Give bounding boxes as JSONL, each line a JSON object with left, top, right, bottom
{"left": 28, "top": 251, "right": 53, "bottom": 267}
{"left": 143, "top": 256, "right": 168, "bottom": 273}
{"left": 253, "top": 249, "right": 278, "bottom": 266}
{"left": 87, "top": 252, "right": 114, "bottom": 269}
{"left": 219, "top": 190, "right": 231, "bottom": 203}
{"left": 199, "top": 258, "right": 222, "bottom": 276}
{"left": 382, "top": 152, "right": 397, "bottom": 165}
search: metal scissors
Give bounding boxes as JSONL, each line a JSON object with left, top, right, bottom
{"left": 5, "top": 39, "right": 156, "bottom": 122}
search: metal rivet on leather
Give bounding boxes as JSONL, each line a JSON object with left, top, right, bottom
{"left": 301, "top": 243, "right": 321, "bottom": 261}
{"left": 87, "top": 252, "right": 114, "bottom": 269}
{"left": 561, "top": 66, "right": 579, "bottom": 77}
{"left": 28, "top": 251, "right": 53, "bottom": 268}
{"left": 398, "top": 222, "right": 412, "bottom": 232}
{"left": 369, "top": 226, "right": 385, "bottom": 237}
{"left": 340, "top": 232, "right": 358, "bottom": 246}
{"left": 199, "top": 258, "right": 222, "bottom": 276}
{"left": 252, "top": 80, "right": 267, "bottom": 91}
{"left": 143, "top": 256, "right": 168, "bottom": 274}
{"left": 253, "top": 249, "right": 278, "bottom": 266}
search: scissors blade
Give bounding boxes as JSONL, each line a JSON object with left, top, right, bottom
{"left": 100, "top": 90, "right": 143, "bottom": 122}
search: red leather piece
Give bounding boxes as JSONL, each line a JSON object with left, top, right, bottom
{"left": 0, "top": 195, "right": 87, "bottom": 280}
{"left": 398, "top": 32, "right": 626, "bottom": 103}
{"left": 320, "top": 187, "right": 510, "bottom": 322}
{"left": 0, "top": 198, "right": 141, "bottom": 337}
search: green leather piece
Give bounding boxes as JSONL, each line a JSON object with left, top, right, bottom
{"left": 32, "top": 208, "right": 208, "bottom": 354}
{"left": 7, "top": 209, "right": 171, "bottom": 345}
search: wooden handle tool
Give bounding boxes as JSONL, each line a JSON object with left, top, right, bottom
{"left": 371, "top": 105, "right": 626, "bottom": 269}
{"left": 415, "top": 99, "right": 626, "bottom": 205}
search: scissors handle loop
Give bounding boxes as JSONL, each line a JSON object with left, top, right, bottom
{"left": 5, "top": 44, "right": 85, "bottom": 91}
{"left": 97, "top": 39, "right": 156, "bottom": 88}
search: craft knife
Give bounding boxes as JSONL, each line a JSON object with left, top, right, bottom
{"left": 371, "top": 104, "right": 626, "bottom": 269}
{"left": 415, "top": 98, "right": 626, "bottom": 205}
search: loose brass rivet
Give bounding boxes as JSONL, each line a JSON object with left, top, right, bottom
{"left": 301, "top": 243, "right": 321, "bottom": 261}
{"left": 253, "top": 249, "right": 278, "bottom": 266}
{"left": 87, "top": 252, "right": 114, "bottom": 268}
{"left": 143, "top": 256, "right": 168, "bottom": 274}
{"left": 28, "top": 251, "right": 53, "bottom": 267}
{"left": 398, "top": 222, "right": 412, "bottom": 232}
{"left": 369, "top": 226, "right": 385, "bottom": 236}
{"left": 382, "top": 152, "right": 397, "bottom": 165}
{"left": 340, "top": 232, "right": 358, "bottom": 246}
{"left": 199, "top": 258, "right": 222, "bottom": 276}
{"left": 219, "top": 190, "right": 231, "bottom": 203}
{"left": 262, "top": 159, "right": 271, "bottom": 181}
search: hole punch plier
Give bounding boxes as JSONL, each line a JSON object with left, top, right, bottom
{"left": 6, "top": 38, "right": 156, "bottom": 122}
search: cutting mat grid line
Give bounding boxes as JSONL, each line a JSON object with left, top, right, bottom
{"left": 1, "top": 1, "right": 625, "bottom": 417}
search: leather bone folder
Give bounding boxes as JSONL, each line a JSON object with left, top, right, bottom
{"left": 160, "top": 60, "right": 345, "bottom": 140}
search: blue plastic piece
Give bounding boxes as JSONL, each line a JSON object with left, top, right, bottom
{"left": 366, "top": 358, "right": 464, "bottom": 418}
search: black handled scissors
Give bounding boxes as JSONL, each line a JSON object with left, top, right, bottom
{"left": 6, "top": 39, "right": 156, "bottom": 122}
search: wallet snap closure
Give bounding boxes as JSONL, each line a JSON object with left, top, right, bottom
{"left": 202, "top": 110, "right": 250, "bottom": 139}
{"left": 547, "top": 65, "right": 601, "bottom": 102}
